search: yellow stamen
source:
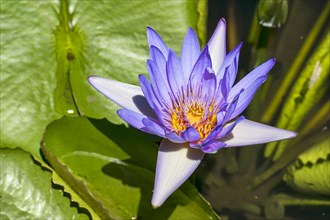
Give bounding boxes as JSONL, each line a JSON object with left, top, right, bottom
{"left": 170, "top": 99, "right": 217, "bottom": 140}
{"left": 186, "top": 103, "right": 204, "bottom": 124}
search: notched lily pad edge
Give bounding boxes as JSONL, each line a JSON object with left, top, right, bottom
{"left": 40, "top": 116, "right": 221, "bottom": 219}
{"left": 35, "top": 146, "right": 99, "bottom": 220}
{"left": 0, "top": 147, "right": 90, "bottom": 219}
{"left": 40, "top": 140, "right": 128, "bottom": 219}
{"left": 294, "top": 156, "right": 330, "bottom": 171}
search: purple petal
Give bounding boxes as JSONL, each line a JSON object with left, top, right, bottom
{"left": 181, "top": 127, "right": 200, "bottom": 142}
{"left": 227, "top": 58, "right": 276, "bottom": 119}
{"left": 180, "top": 27, "right": 200, "bottom": 82}
{"left": 117, "top": 109, "right": 165, "bottom": 137}
{"left": 88, "top": 76, "right": 154, "bottom": 117}
{"left": 213, "top": 79, "right": 226, "bottom": 110}
{"left": 214, "top": 67, "right": 231, "bottom": 108}
{"left": 142, "top": 118, "right": 168, "bottom": 137}
{"left": 222, "top": 89, "right": 243, "bottom": 123}
{"left": 147, "top": 27, "right": 168, "bottom": 58}
{"left": 217, "top": 116, "right": 245, "bottom": 139}
{"left": 150, "top": 46, "right": 168, "bottom": 86}
{"left": 201, "top": 67, "right": 217, "bottom": 99}
{"left": 138, "top": 74, "right": 162, "bottom": 111}
{"left": 220, "top": 69, "right": 230, "bottom": 99}
{"left": 207, "top": 18, "right": 227, "bottom": 73}
{"left": 138, "top": 76, "right": 170, "bottom": 128}
{"left": 220, "top": 119, "right": 297, "bottom": 147}
{"left": 202, "top": 124, "right": 223, "bottom": 143}
{"left": 152, "top": 139, "right": 204, "bottom": 208}
{"left": 189, "top": 46, "right": 212, "bottom": 89}
{"left": 147, "top": 60, "right": 171, "bottom": 105}
{"left": 165, "top": 132, "right": 186, "bottom": 143}
{"left": 216, "top": 110, "right": 226, "bottom": 125}
{"left": 216, "top": 42, "right": 242, "bottom": 86}
{"left": 229, "top": 76, "right": 266, "bottom": 120}
{"left": 229, "top": 58, "right": 275, "bottom": 97}
{"left": 167, "top": 49, "right": 185, "bottom": 95}
{"left": 200, "top": 140, "right": 226, "bottom": 154}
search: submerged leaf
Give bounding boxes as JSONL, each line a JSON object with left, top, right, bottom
{"left": 257, "top": 0, "right": 288, "bottom": 28}
{"left": 265, "top": 33, "right": 330, "bottom": 160}
{"left": 41, "top": 116, "right": 220, "bottom": 219}
{"left": 284, "top": 139, "right": 330, "bottom": 196}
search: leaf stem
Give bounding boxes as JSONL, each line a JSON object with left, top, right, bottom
{"left": 299, "top": 100, "right": 330, "bottom": 136}
{"left": 261, "top": 1, "right": 330, "bottom": 123}
{"left": 275, "top": 194, "right": 330, "bottom": 206}
{"left": 248, "top": 129, "right": 329, "bottom": 190}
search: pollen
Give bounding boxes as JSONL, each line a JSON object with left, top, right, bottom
{"left": 186, "top": 103, "right": 204, "bottom": 124}
{"left": 169, "top": 95, "right": 218, "bottom": 140}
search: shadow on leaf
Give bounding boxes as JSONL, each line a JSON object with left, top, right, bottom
{"left": 102, "top": 162, "right": 177, "bottom": 219}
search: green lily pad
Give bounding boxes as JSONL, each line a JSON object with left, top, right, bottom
{"left": 33, "top": 154, "right": 101, "bottom": 220}
{"left": 67, "top": 0, "right": 206, "bottom": 122}
{"left": 284, "top": 139, "right": 330, "bottom": 196}
{"left": 297, "top": 138, "right": 330, "bottom": 164}
{"left": 0, "top": 148, "right": 89, "bottom": 219}
{"left": 0, "top": 0, "right": 206, "bottom": 157}
{"left": 0, "top": 0, "right": 61, "bottom": 156}
{"left": 41, "top": 116, "right": 220, "bottom": 219}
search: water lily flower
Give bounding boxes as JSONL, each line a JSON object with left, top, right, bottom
{"left": 88, "top": 18, "right": 297, "bottom": 208}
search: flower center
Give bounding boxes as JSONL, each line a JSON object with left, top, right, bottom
{"left": 170, "top": 97, "right": 218, "bottom": 140}
{"left": 186, "top": 103, "right": 204, "bottom": 124}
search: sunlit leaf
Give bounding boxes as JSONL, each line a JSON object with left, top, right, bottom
{"left": 1, "top": 0, "right": 206, "bottom": 157}
{"left": 260, "top": 2, "right": 330, "bottom": 123}
{"left": 54, "top": 0, "right": 207, "bottom": 123}
{"left": 42, "top": 116, "right": 220, "bottom": 219}
{"left": 284, "top": 139, "right": 330, "bottom": 196}
{"left": 0, "top": 148, "right": 88, "bottom": 219}
{"left": 32, "top": 155, "right": 100, "bottom": 220}
{"left": 265, "top": 33, "right": 330, "bottom": 160}
{"left": 0, "top": 1, "right": 61, "bottom": 156}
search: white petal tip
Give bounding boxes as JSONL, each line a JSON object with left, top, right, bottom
{"left": 152, "top": 139, "right": 204, "bottom": 207}
{"left": 208, "top": 18, "right": 227, "bottom": 73}
{"left": 87, "top": 75, "right": 146, "bottom": 114}
{"left": 88, "top": 75, "right": 115, "bottom": 92}
{"left": 273, "top": 129, "right": 298, "bottom": 141}
{"left": 219, "top": 17, "right": 226, "bottom": 25}
{"left": 151, "top": 204, "right": 159, "bottom": 209}
{"left": 151, "top": 190, "right": 166, "bottom": 208}
{"left": 223, "top": 119, "right": 298, "bottom": 147}
{"left": 88, "top": 75, "right": 100, "bottom": 86}
{"left": 290, "top": 131, "right": 298, "bottom": 138}
{"left": 283, "top": 131, "right": 298, "bottom": 141}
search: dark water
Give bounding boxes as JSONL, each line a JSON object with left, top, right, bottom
{"left": 201, "top": 1, "right": 330, "bottom": 219}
